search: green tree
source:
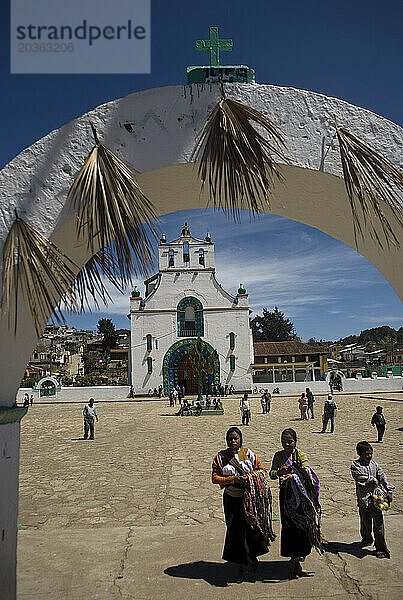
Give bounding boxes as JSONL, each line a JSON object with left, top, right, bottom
{"left": 83, "top": 350, "right": 102, "bottom": 374}
{"left": 365, "top": 340, "right": 377, "bottom": 352}
{"left": 379, "top": 336, "right": 395, "bottom": 357}
{"left": 97, "top": 318, "right": 118, "bottom": 361}
{"left": 250, "top": 307, "right": 297, "bottom": 342}
{"left": 186, "top": 337, "right": 218, "bottom": 401}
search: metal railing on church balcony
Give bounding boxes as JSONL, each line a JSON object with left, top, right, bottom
{"left": 178, "top": 329, "right": 199, "bottom": 337}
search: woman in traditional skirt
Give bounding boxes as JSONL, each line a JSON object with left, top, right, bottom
{"left": 270, "top": 428, "right": 322, "bottom": 578}
{"left": 212, "top": 427, "right": 273, "bottom": 580}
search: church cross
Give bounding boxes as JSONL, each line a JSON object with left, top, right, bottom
{"left": 195, "top": 26, "right": 233, "bottom": 67}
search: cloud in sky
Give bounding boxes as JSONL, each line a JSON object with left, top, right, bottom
{"left": 65, "top": 209, "right": 402, "bottom": 340}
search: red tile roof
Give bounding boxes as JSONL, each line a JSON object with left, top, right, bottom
{"left": 253, "top": 341, "right": 327, "bottom": 356}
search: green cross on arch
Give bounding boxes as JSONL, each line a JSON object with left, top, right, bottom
{"left": 195, "top": 26, "right": 233, "bottom": 67}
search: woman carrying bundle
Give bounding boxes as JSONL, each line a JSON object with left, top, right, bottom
{"left": 270, "top": 428, "right": 322, "bottom": 579}
{"left": 212, "top": 427, "right": 275, "bottom": 581}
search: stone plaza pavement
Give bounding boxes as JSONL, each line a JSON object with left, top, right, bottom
{"left": 17, "top": 393, "right": 402, "bottom": 599}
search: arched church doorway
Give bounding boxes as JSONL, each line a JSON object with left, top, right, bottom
{"left": 178, "top": 354, "right": 198, "bottom": 394}
{"left": 162, "top": 339, "right": 220, "bottom": 395}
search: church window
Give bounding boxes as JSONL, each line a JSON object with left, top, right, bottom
{"left": 229, "top": 332, "right": 235, "bottom": 350}
{"left": 230, "top": 355, "right": 236, "bottom": 371}
{"left": 146, "top": 334, "right": 152, "bottom": 352}
{"left": 183, "top": 243, "right": 190, "bottom": 265}
{"left": 155, "top": 338, "right": 158, "bottom": 350}
{"left": 168, "top": 250, "right": 175, "bottom": 267}
{"left": 147, "top": 357, "right": 153, "bottom": 373}
{"left": 198, "top": 249, "right": 205, "bottom": 265}
{"left": 184, "top": 305, "right": 195, "bottom": 329}
{"left": 177, "top": 297, "right": 204, "bottom": 337}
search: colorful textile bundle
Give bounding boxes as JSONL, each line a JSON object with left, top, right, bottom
{"left": 243, "top": 470, "right": 276, "bottom": 545}
{"left": 282, "top": 464, "right": 323, "bottom": 554}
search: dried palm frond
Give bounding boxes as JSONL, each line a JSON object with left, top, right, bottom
{"left": 1, "top": 216, "right": 79, "bottom": 335}
{"left": 67, "top": 123, "right": 158, "bottom": 288}
{"left": 71, "top": 247, "right": 124, "bottom": 312}
{"left": 336, "top": 125, "right": 403, "bottom": 248}
{"left": 191, "top": 94, "right": 287, "bottom": 219}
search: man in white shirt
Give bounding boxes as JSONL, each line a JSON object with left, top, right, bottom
{"left": 83, "top": 398, "right": 99, "bottom": 440}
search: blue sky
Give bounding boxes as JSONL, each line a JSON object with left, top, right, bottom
{"left": 62, "top": 210, "right": 403, "bottom": 341}
{"left": 1, "top": 1, "right": 402, "bottom": 340}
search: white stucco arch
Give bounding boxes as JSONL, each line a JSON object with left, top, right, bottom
{"left": 0, "top": 82, "right": 402, "bottom": 406}
{"left": 36, "top": 376, "right": 60, "bottom": 395}
{"left": 0, "top": 81, "right": 402, "bottom": 599}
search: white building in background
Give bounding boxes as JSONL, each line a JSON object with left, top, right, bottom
{"left": 129, "top": 223, "right": 253, "bottom": 395}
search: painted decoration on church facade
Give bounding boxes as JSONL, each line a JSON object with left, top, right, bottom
{"left": 177, "top": 296, "right": 204, "bottom": 337}
{"left": 162, "top": 339, "right": 219, "bottom": 395}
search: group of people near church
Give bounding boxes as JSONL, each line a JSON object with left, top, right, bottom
{"left": 212, "top": 383, "right": 235, "bottom": 396}
{"left": 212, "top": 423, "right": 394, "bottom": 582}
{"left": 148, "top": 385, "right": 164, "bottom": 398}
{"left": 168, "top": 385, "right": 185, "bottom": 406}
{"left": 297, "top": 389, "right": 338, "bottom": 432}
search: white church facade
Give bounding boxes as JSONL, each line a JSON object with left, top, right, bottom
{"left": 129, "top": 223, "right": 253, "bottom": 395}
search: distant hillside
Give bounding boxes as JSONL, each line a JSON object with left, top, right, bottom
{"left": 337, "top": 326, "right": 403, "bottom": 347}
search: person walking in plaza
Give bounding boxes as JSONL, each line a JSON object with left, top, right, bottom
{"left": 261, "top": 389, "right": 271, "bottom": 414}
{"left": 83, "top": 398, "right": 98, "bottom": 440}
{"left": 270, "top": 428, "right": 322, "bottom": 579}
{"left": 212, "top": 427, "right": 273, "bottom": 581}
{"left": 306, "top": 387, "right": 315, "bottom": 419}
{"left": 321, "top": 395, "right": 337, "bottom": 432}
{"left": 298, "top": 392, "right": 308, "bottom": 420}
{"left": 260, "top": 393, "right": 266, "bottom": 414}
{"left": 351, "top": 441, "right": 394, "bottom": 558}
{"left": 240, "top": 393, "right": 251, "bottom": 426}
{"left": 371, "top": 406, "right": 386, "bottom": 443}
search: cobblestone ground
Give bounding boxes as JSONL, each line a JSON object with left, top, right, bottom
{"left": 18, "top": 393, "right": 402, "bottom": 531}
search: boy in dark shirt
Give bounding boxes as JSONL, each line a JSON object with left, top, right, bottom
{"left": 371, "top": 406, "right": 386, "bottom": 443}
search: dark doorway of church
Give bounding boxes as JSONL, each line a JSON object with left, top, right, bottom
{"left": 178, "top": 355, "right": 198, "bottom": 394}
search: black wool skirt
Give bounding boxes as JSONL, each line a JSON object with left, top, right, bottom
{"left": 222, "top": 493, "right": 269, "bottom": 565}
{"left": 279, "top": 487, "right": 312, "bottom": 558}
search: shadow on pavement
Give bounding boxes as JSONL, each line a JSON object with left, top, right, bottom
{"left": 164, "top": 559, "right": 291, "bottom": 586}
{"left": 323, "top": 540, "right": 374, "bottom": 558}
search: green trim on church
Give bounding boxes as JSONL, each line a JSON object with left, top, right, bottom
{"left": 177, "top": 296, "right": 204, "bottom": 337}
